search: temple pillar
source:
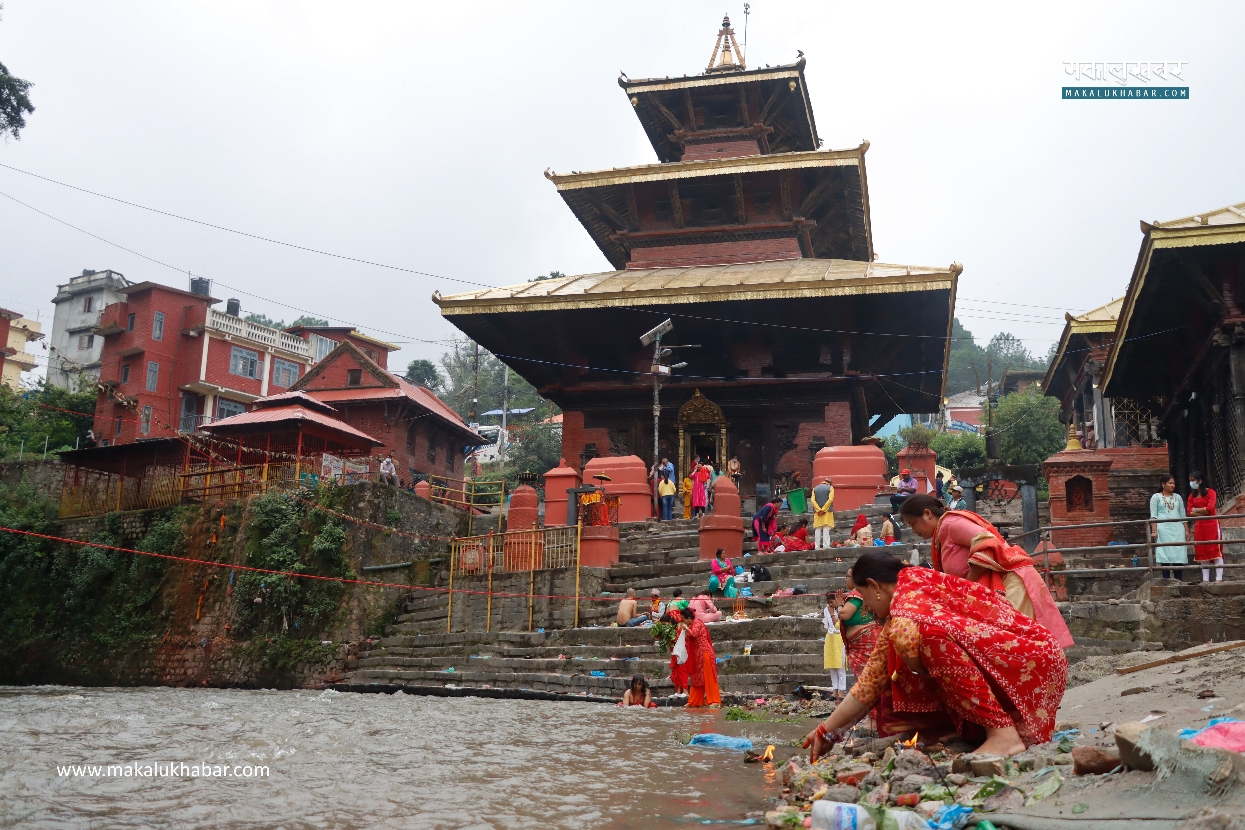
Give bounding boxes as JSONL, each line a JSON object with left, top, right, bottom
{"left": 543, "top": 458, "right": 582, "bottom": 527}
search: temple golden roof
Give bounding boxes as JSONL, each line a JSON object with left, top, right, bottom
{"left": 545, "top": 145, "right": 864, "bottom": 190}
{"left": 434, "top": 258, "right": 961, "bottom": 315}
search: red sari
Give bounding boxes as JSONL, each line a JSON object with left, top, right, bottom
{"left": 683, "top": 618, "right": 721, "bottom": 707}
{"left": 1188, "top": 489, "right": 1223, "bottom": 562}
{"left": 849, "top": 568, "right": 1067, "bottom": 746}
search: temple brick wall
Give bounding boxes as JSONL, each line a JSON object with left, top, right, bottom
{"left": 1100, "top": 446, "right": 1170, "bottom": 542}
{"left": 774, "top": 403, "right": 853, "bottom": 484}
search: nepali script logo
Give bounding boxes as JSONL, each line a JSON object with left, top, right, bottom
{"left": 1062, "top": 61, "right": 1189, "bottom": 99}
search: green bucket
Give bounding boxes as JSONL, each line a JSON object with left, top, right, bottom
{"left": 787, "top": 488, "right": 808, "bottom": 514}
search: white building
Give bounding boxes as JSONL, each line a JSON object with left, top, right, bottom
{"left": 47, "top": 269, "right": 131, "bottom": 390}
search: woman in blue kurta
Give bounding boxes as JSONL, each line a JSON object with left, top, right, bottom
{"left": 1150, "top": 474, "right": 1189, "bottom": 580}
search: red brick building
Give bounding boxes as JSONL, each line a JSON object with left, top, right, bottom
{"left": 89, "top": 279, "right": 479, "bottom": 483}
{"left": 436, "top": 18, "right": 960, "bottom": 494}
{"left": 290, "top": 340, "right": 482, "bottom": 483}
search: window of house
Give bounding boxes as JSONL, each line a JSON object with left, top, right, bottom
{"left": 77, "top": 334, "right": 94, "bottom": 350}
{"left": 82, "top": 296, "right": 93, "bottom": 313}
{"left": 310, "top": 334, "right": 335, "bottom": 362}
{"left": 230, "top": 346, "right": 260, "bottom": 379}
{"left": 271, "top": 358, "right": 300, "bottom": 388}
{"left": 115, "top": 415, "right": 123, "bottom": 436}
{"left": 347, "top": 369, "right": 362, "bottom": 386}
{"left": 127, "top": 313, "right": 136, "bottom": 331}
{"left": 145, "top": 361, "right": 159, "bottom": 391}
{"left": 216, "top": 398, "right": 246, "bottom": 420}
{"left": 406, "top": 424, "right": 416, "bottom": 453}
{"left": 753, "top": 191, "right": 772, "bottom": 215}
{"left": 364, "top": 348, "right": 377, "bottom": 362}
{"left": 120, "top": 364, "right": 130, "bottom": 385}
{"left": 445, "top": 442, "right": 455, "bottom": 471}
{"left": 152, "top": 311, "right": 165, "bottom": 341}
{"left": 427, "top": 434, "right": 437, "bottom": 464}
{"left": 140, "top": 406, "right": 152, "bottom": 436}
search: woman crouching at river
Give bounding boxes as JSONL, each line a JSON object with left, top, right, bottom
{"left": 898, "top": 494, "right": 1073, "bottom": 649}
{"left": 803, "top": 551, "right": 1068, "bottom": 761}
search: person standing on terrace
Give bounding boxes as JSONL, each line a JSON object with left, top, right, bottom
{"left": 1150, "top": 474, "right": 1189, "bottom": 581}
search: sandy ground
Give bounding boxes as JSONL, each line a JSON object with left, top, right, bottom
{"left": 987, "top": 643, "right": 1245, "bottom": 828}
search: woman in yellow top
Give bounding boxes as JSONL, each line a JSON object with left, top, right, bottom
{"left": 680, "top": 475, "right": 694, "bottom": 519}
{"left": 809, "top": 476, "right": 835, "bottom": 549}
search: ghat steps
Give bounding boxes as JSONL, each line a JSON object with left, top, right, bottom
{"left": 337, "top": 503, "right": 1162, "bottom": 701}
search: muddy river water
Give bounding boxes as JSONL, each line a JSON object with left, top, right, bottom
{"left": 0, "top": 686, "right": 802, "bottom": 829}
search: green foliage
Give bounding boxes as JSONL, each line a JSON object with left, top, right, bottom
{"left": 231, "top": 493, "right": 354, "bottom": 638}
{"left": 403, "top": 359, "right": 441, "bottom": 390}
{"left": 243, "top": 312, "right": 330, "bottom": 330}
{"left": 897, "top": 423, "right": 936, "bottom": 448}
{"left": 724, "top": 705, "right": 762, "bottom": 722}
{"left": 0, "top": 57, "right": 34, "bottom": 140}
{"left": 880, "top": 435, "right": 903, "bottom": 477}
{"left": 0, "top": 481, "right": 188, "bottom": 679}
{"left": 651, "top": 620, "right": 677, "bottom": 654}
{"left": 488, "top": 421, "right": 564, "bottom": 489}
{"left": 0, "top": 377, "right": 97, "bottom": 459}
{"left": 438, "top": 339, "right": 559, "bottom": 421}
{"left": 533, "top": 271, "right": 565, "bottom": 282}
{"left": 929, "top": 431, "right": 987, "bottom": 471}
{"left": 992, "top": 388, "right": 1065, "bottom": 467}
{"left": 946, "top": 318, "right": 1050, "bottom": 395}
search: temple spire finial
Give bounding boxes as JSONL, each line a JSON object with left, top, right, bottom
{"left": 705, "top": 13, "right": 746, "bottom": 73}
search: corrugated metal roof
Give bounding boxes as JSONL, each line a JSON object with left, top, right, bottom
{"left": 305, "top": 374, "right": 483, "bottom": 443}
{"left": 201, "top": 405, "right": 383, "bottom": 446}
{"left": 1153, "top": 201, "right": 1245, "bottom": 229}
{"left": 437, "top": 259, "right": 960, "bottom": 315}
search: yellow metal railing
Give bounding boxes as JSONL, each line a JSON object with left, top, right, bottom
{"left": 426, "top": 474, "right": 506, "bottom": 535}
{"left": 446, "top": 523, "right": 582, "bottom": 633}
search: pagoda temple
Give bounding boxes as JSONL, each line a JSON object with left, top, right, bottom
{"left": 436, "top": 18, "right": 960, "bottom": 495}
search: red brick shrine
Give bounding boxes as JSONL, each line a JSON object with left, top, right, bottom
{"left": 436, "top": 18, "right": 961, "bottom": 494}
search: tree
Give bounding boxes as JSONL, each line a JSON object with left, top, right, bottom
{"left": 290, "top": 315, "right": 329, "bottom": 327}
{"left": 990, "top": 388, "right": 1065, "bottom": 467}
{"left": 929, "top": 431, "right": 987, "bottom": 471}
{"left": 533, "top": 271, "right": 565, "bottom": 282}
{"left": 437, "top": 338, "right": 559, "bottom": 421}
{"left": 946, "top": 318, "right": 988, "bottom": 395}
{"left": 502, "top": 421, "right": 563, "bottom": 477}
{"left": 242, "top": 312, "right": 329, "bottom": 330}
{"left": 0, "top": 377, "right": 96, "bottom": 459}
{"left": 403, "top": 359, "right": 440, "bottom": 390}
{"left": 0, "top": 59, "right": 34, "bottom": 141}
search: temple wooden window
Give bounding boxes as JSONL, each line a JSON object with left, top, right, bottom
{"left": 754, "top": 191, "right": 772, "bottom": 215}
{"left": 1065, "top": 475, "right": 1093, "bottom": 513}
{"left": 653, "top": 199, "right": 672, "bottom": 223}
{"left": 427, "top": 432, "right": 437, "bottom": 464}
{"left": 406, "top": 423, "right": 416, "bottom": 453}
{"left": 346, "top": 369, "right": 362, "bottom": 386}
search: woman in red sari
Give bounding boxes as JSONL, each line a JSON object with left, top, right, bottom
{"left": 677, "top": 607, "right": 721, "bottom": 707}
{"left": 898, "top": 495, "right": 1073, "bottom": 649}
{"left": 803, "top": 551, "right": 1067, "bottom": 760}
{"left": 1188, "top": 471, "right": 1224, "bottom": 583}
{"left": 691, "top": 459, "right": 710, "bottom": 517}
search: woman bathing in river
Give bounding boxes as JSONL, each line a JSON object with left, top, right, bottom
{"left": 803, "top": 551, "right": 1068, "bottom": 761}
{"left": 621, "top": 674, "right": 656, "bottom": 708}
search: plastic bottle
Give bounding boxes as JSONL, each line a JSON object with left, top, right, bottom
{"left": 810, "top": 803, "right": 875, "bottom": 830}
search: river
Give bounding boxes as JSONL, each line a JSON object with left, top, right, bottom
{"left": 0, "top": 686, "right": 801, "bottom": 829}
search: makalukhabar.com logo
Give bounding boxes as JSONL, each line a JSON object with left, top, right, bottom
{"left": 1063, "top": 61, "right": 1189, "bottom": 99}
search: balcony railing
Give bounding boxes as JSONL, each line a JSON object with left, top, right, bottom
{"left": 206, "top": 309, "right": 311, "bottom": 358}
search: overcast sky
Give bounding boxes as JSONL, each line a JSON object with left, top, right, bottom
{"left": 3, "top": 1, "right": 1243, "bottom": 380}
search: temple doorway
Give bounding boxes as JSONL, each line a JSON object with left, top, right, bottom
{"left": 676, "top": 389, "right": 728, "bottom": 481}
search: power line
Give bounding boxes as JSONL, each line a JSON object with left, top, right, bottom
{"left": 0, "top": 163, "right": 493, "bottom": 289}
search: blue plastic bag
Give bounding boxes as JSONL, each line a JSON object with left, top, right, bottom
{"left": 590, "top": 670, "right": 607, "bottom": 677}
{"left": 1179, "top": 717, "right": 1241, "bottom": 740}
{"left": 931, "top": 803, "right": 974, "bottom": 830}
{"left": 688, "top": 733, "right": 754, "bottom": 751}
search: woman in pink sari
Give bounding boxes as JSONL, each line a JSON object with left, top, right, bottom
{"left": 898, "top": 495, "right": 1073, "bottom": 648}
{"left": 691, "top": 459, "right": 710, "bottom": 517}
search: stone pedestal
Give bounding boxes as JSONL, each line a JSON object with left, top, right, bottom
{"left": 812, "top": 444, "right": 889, "bottom": 511}
{"left": 896, "top": 444, "right": 937, "bottom": 497}
{"left": 583, "top": 455, "right": 651, "bottom": 523}
{"left": 543, "top": 458, "right": 581, "bottom": 527}
{"left": 579, "top": 525, "right": 620, "bottom": 567}
{"left": 1043, "top": 449, "right": 1114, "bottom": 548}
{"left": 506, "top": 484, "right": 540, "bottom": 532}
{"left": 700, "top": 475, "right": 745, "bottom": 560}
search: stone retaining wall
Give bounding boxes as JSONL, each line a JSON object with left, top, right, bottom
{"left": 446, "top": 567, "right": 609, "bottom": 633}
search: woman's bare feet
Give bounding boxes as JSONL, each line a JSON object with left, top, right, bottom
{"left": 974, "top": 726, "right": 1026, "bottom": 757}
